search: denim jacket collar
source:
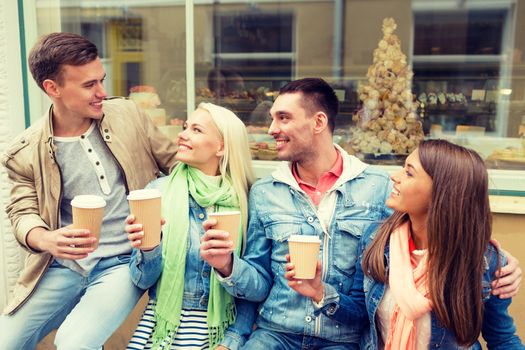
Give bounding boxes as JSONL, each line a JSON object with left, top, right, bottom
{"left": 271, "top": 144, "right": 369, "bottom": 191}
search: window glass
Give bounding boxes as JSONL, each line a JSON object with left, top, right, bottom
{"left": 28, "top": 0, "right": 525, "bottom": 191}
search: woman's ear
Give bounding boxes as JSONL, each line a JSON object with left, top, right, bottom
{"left": 216, "top": 141, "right": 225, "bottom": 157}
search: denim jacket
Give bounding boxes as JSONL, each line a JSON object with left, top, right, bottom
{"left": 323, "top": 224, "right": 525, "bottom": 349}
{"left": 129, "top": 177, "right": 253, "bottom": 350}
{"left": 218, "top": 146, "right": 392, "bottom": 344}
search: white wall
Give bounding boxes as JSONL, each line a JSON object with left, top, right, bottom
{"left": 0, "top": 1, "right": 27, "bottom": 311}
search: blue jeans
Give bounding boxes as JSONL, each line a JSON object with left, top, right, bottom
{"left": 241, "top": 328, "right": 360, "bottom": 350}
{"left": 0, "top": 255, "right": 143, "bottom": 350}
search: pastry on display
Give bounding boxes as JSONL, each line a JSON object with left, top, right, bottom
{"left": 427, "top": 92, "right": 437, "bottom": 106}
{"left": 249, "top": 142, "right": 259, "bottom": 158}
{"left": 417, "top": 92, "right": 427, "bottom": 104}
{"left": 487, "top": 147, "right": 525, "bottom": 163}
{"left": 348, "top": 18, "right": 424, "bottom": 156}
{"left": 418, "top": 90, "right": 467, "bottom": 110}
{"left": 249, "top": 141, "right": 278, "bottom": 160}
{"left": 437, "top": 92, "right": 446, "bottom": 105}
{"left": 256, "top": 142, "right": 278, "bottom": 160}
{"left": 129, "top": 85, "right": 167, "bottom": 126}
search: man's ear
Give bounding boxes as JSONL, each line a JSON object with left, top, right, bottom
{"left": 42, "top": 79, "right": 60, "bottom": 98}
{"left": 313, "top": 111, "right": 329, "bottom": 134}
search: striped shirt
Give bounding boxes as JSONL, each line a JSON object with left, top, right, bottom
{"left": 127, "top": 299, "right": 209, "bottom": 350}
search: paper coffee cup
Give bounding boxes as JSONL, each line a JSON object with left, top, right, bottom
{"left": 288, "top": 235, "right": 321, "bottom": 279}
{"left": 127, "top": 189, "right": 162, "bottom": 249}
{"left": 71, "top": 195, "right": 106, "bottom": 249}
{"left": 208, "top": 211, "right": 241, "bottom": 249}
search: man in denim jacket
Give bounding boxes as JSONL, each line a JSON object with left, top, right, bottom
{"left": 201, "top": 78, "right": 521, "bottom": 349}
{"left": 201, "top": 78, "right": 391, "bottom": 348}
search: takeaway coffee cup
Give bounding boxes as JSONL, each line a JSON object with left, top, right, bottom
{"left": 208, "top": 211, "right": 241, "bottom": 249}
{"left": 71, "top": 195, "right": 106, "bottom": 249}
{"left": 127, "top": 189, "right": 162, "bottom": 249}
{"left": 288, "top": 235, "right": 321, "bottom": 279}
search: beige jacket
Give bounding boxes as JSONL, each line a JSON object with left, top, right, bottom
{"left": 1, "top": 97, "right": 178, "bottom": 314}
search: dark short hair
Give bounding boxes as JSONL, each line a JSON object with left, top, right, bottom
{"left": 28, "top": 32, "right": 99, "bottom": 91}
{"left": 279, "top": 78, "right": 339, "bottom": 133}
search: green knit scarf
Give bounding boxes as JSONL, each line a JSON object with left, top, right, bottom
{"left": 152, "top": 163, "right": 241, "bottom": 349}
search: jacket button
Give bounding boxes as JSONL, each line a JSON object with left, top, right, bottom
{"left": 81, "top": 135, "right": 85, "bottom": 139}
{"left": 104, "top": 129, "right": 109, "bottom": 132}
{"left": 198, "top": 213, "right": 205, "bottom": 219}
{"left": 202, "top": 271, "right": 209, "bottom": 278}
{"left": 200, "top": 298, "right": 207, "bottom": 306}
{"left": 305, "top": 315, "right": 312, "bottom": 322}
{"left": 105, "top": 135, "right": 110, "bottom": 140}
{"left": 307, "top": 216, "right": 314, "bottom": 223}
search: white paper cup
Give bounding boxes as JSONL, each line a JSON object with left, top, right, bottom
{"left": 208, "top": 211, "right": 241, "bottom": 249}
{"left": 288, "top": 235, "right": 321, "bottom": 279}
{"left": 71, "top": 195, "right": 106, "bottom": 249}
{"left": 127, "top": 189, "right": 162, "bottom": 249}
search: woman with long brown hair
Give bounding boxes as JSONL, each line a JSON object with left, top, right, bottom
{"left": 358, "top": 139, "right": 524, "bottom": 349}
{"left": 286, "top": 139, "right": 524, "bottom": 349}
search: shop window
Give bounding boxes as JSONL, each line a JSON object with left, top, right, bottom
{"left": 412, "top": 3, "right": 523, "bottom": 171}
{"left": 196, "top": 11, "right": 294, "bottom": 123}
{"left": 24, "top": 0, "right": 525, "bottom": 192}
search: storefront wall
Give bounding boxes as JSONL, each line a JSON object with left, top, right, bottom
{"left": 0, "top": 0, "right": 26, "bottom": 313}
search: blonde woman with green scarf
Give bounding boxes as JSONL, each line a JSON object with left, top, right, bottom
{"left": 125, "top": 103, "right": 255, "bottom": 350}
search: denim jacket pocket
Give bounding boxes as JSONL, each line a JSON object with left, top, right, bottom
{"left": 330, "top": 221, "right": 365, "bottom": 293}
{"left": 264, "top": 220, "right": 303, "bottom": 268}
{"left": 261, "top": 213, "right": 303, "bottom": 242}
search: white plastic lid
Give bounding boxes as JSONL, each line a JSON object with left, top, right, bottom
{"left": 71, "top": 195, "right": 106, "bottom": 209}
{"left": 127, "top": 188, "right": 162, "bottom": 201}
{"left": 288, "top": 235, "right": 320, "bottom": 243}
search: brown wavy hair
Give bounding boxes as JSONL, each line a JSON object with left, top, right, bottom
{"left": 28, "top": 32, "right": 98, "bottom": 91}
{"left": 361, "top": 139, "right": 492, "bottom": 346}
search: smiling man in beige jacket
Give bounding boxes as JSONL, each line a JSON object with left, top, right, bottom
{"left": 0, "top": 32, "right": 178, "bottom": 349}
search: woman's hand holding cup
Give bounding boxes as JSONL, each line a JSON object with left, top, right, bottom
{"left": 200, "top": 218, "right": 235, "bottom": 277}
{"left": 125, "top": 214, "right": 165, "bottom": 250}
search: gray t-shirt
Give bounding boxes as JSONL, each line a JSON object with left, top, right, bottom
{"left": 54, "top": 122, "right": 131, "bottom": 275}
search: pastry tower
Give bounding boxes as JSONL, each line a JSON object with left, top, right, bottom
{"left": 349, "top": 18, "right": 424, "bottom": 155}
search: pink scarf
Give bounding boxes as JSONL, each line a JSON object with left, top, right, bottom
{"left": 386, "top": 222, "right": 432, "bottom": 350}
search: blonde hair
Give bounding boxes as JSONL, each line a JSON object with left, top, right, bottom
{"left": 197, "top": 103, "right": 255, "bottom": 252}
